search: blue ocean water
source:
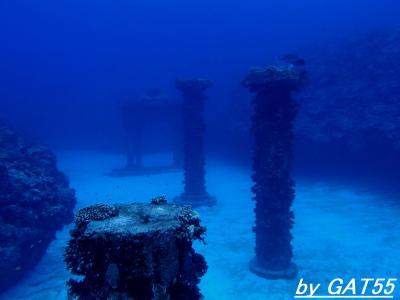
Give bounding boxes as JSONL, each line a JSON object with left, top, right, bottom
{"left": 1, "top": 1, "right": 400, "bottom": 299}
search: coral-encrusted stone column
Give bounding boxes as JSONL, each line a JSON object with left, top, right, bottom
{"left": 242, "top": 56, "right": 306, "bottom": 279}
{"left": 174, "top": 79, "right": 216, "bottom": 207}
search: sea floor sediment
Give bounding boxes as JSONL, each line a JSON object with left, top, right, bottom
{"left": 2, "top": 151, "right": 399, "bottom": 300}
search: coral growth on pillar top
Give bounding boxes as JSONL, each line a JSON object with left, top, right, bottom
{"left": 175, "top": 78, "right": 213, "bottom": 94}
{"left": 174, "top": 79, "right": 216, "bottom": 208}
{"left": 64, "top": 197, "right": 207, "bottom": 299}
{"left": 243, "top": 55, "right": 306, "bottom": 280}
{"left": 242, "top": 55, "right": 306, "bottom": 93}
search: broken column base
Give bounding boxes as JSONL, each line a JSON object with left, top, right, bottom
{"left": 64, "top": 198, "right": 207, "bottom": 300}
{"left": 173, "top": 193, "right": 217, "bottom": 208}
{"left": 249, "top": 258, "right": 298, "bottom": 280}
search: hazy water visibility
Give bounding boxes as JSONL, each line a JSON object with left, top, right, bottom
{"left": 1, "top": 0, "right": 400, "bottom": 151}
{"left": 2, "top": 0, "right": 400, "bottom": 299}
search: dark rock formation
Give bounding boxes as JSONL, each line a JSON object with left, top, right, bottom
{"left": 64, "top": 197, "right": 207, "bottom": 300}
{"left": 174, "top": 79, "right": 216, "bottom": 207}
{"left": 0, "top": 126, "right": 76, "bottom": 292}
{"left": 242, "top": 56, "right": 306, "bottom": 279}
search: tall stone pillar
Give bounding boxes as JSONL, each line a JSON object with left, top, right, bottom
{"left": 242, "top": 55, "right": 306, "bottom": 279}
{"left": 174, "top": 79, "right": 216, "bottom": 207}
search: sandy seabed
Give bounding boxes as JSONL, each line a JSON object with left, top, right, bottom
{"left": 1, "top": 151, "right": 399, "bottom": 300}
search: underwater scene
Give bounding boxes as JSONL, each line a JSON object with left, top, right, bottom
{"left": 1, "top": 0, "right": 400, "bottom": 299}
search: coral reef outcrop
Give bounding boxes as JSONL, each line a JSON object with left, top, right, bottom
{"left": 297, "top": 28, "right": 400, "bottom": 146}
{"left": 0, "top": 125, "right": 76, "bottom": 292}
{"left": 64, "top": 197, "right": 207, "bottom": 299}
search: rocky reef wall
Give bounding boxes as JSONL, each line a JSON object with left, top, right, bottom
{"left": 221, "top": 28, "right": 400, "bottom": 184}
{"left": 0, "top": 125, "right": 76, "bottom": 292}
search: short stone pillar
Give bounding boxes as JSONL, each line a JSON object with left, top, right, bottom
{"left": 174, "top": 79, "right": 216, "bottom": 207}
{"left": 64, "top": 197, "right": 207, "bottom": 299}
{"left": 242, "top": 55, "right": 306, "bottom": 279}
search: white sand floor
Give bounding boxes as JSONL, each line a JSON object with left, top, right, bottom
{"left": 1, "top": 151, "right": 399, "bottom": 300}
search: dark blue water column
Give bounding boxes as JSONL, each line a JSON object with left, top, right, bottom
{"left": 174, "top": 79, "right": 216, "bottom": 207}
{"left": 242, "top": 56, "right": 306, "bottom": 279}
